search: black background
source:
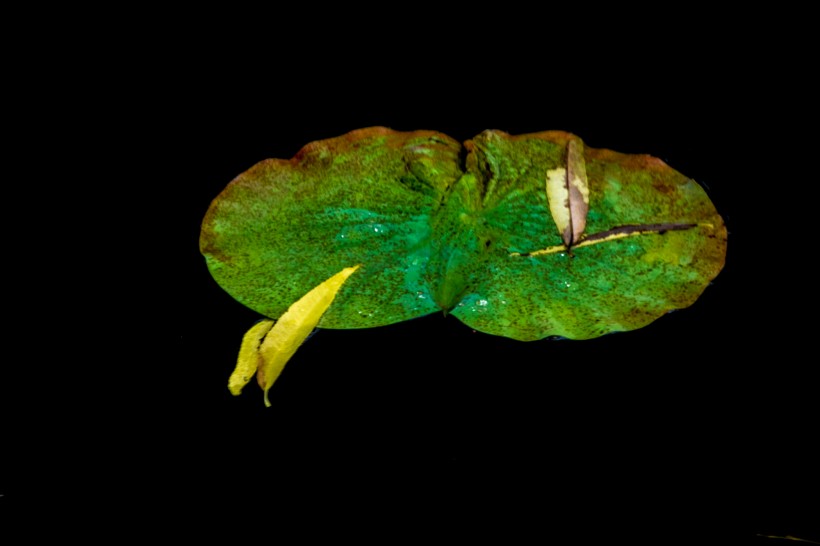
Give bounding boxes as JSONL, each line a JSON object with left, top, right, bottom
{"left": 0, "top": 14, "right": 810, "bottom": 542}
{"left": 175, "top": 48, "right": 815, "bottom": 542}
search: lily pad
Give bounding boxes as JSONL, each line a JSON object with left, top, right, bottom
{"left": 201, "top": 127, "right": 726, "bottom": 341}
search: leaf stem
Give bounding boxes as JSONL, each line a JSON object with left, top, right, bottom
{"left": 511, "top": 222, "right": 712, "bottom": 257}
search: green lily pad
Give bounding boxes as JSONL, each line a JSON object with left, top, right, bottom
{"left": 201, "top": 127, "right": 726, "bottom": 341}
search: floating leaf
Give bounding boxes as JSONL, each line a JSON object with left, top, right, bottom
{"left": 224, "top": 265, "right": 359, "bottom": 405}
{"left": 228, "top": 319, "right": 274, "bottom": 396}
{"left": 255, "top": 265, "right": 359, "bottom": 406}
{"left": 202, "top": 128, "right": 726, "bottom": 346}
{"left": 546, "top": 138, "right": 589, "bottom": 247}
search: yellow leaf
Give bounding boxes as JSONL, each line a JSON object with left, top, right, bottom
{"left": 228, "top": 319, "right": 275, "bottom": 396}
{"left": 546, "top": 138, "right": 589, "bottom": 247}
{"left": 545, "top": 166, "right": 571, "bottom": 242}
{"left": 256, "top": 265, "right": 361, "bottom": 406}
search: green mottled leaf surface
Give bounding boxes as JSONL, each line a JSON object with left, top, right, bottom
{"left": 201, "top": 128, "right": 726, "bottom": 341}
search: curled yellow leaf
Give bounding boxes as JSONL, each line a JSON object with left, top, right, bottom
{"left": 228, "top": 319, "right": 275, "bottom": 396}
